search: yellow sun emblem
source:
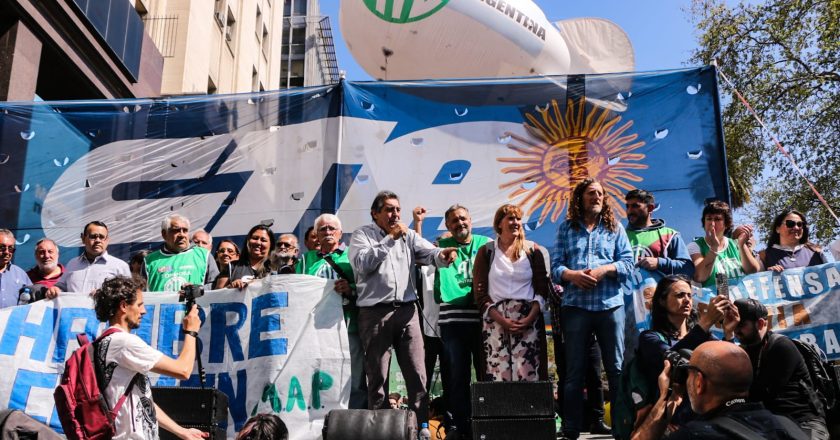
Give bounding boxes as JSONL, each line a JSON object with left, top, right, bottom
{"left": 499, "top": 98, "right": 647, "bottom": 224}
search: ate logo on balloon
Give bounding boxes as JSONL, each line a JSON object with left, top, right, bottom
{"left": 363, "top": 0, "right": 450, "bottom": 23}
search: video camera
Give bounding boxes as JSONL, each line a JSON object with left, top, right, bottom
{"left": 180, "top": 284, "right": 204, "bottom": 311}
{"left": 664, "top": 348, "right": 695, "bottom": 387}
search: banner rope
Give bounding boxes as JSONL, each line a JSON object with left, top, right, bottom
{"left": 713, "top": 61, "right": 840, "bottom": 227}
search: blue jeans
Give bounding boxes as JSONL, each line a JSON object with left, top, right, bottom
{"left": 562, "top": 305, "right": 624, "bottom": 438}
{"left": 440, "top": 321, "right": 484, "bottom": 433}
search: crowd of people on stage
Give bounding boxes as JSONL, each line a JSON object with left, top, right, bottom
{"left": 0, "top": 178, "right": 838, "bottom": 440}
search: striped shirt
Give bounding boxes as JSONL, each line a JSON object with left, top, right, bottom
{"left": 438, "top": 303, "right": 480, "bottom": 325}
{"left": 551, "top": 218, "right": 634, "bottom": 311}
{"left": 56, "top": 251, "right": 130, "bottom": 295}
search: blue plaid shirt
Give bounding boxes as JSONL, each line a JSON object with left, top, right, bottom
{"left": 551, "top": 219, "right": 634, "bottom": 311}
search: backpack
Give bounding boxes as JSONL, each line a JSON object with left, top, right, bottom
{"left": 612, "top": 332, "right": 667, "bottom": 440}
{"left": 54, "top": 328, "right": 140, "bottom": 440}
{"left": 786, "top": 336, "right": 838, "bottom": 413}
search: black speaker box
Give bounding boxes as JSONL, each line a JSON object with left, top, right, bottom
{"left": 471, "top": 381, "right": 554, "bottom": 418}
{"left": 159, "top": 424, "right": 226, "bottom": 440}
{"left": 472, "top": 417, "right": 555, "bottom": 440}
{"left": 323, "top": 409, "right": 417, "bottom": 440}
{"left": 152, "top": 387, "right": 228, "bottom": 427}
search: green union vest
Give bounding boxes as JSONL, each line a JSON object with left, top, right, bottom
{"left": 434, "top": 234, "right": 489, "bottom": 305}
{"left": 145, "top": 246, "right": 210, "bottom": 292}
{"left": 295, "top": 247, "right": 358, "bottom": 333}
{"left": 693, "top": 237, "right": 745, "bottom": 287}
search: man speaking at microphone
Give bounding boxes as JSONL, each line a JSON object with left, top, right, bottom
{"left": 349, "top": 191, "right": 457, "bottom": 428}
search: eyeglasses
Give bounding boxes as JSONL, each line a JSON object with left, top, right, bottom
{"left": 784, "top": 220, "right": 805, "bottom": 229}
{"left": 685, "top": 365, "right": 705, "bottom": 378}
{"left": 0, "top": 245, "right": 16, "bottom": 253}
{"left": 672, "top": 291, "right": 693, "bottom": 300}
{"left": 277, "top": 242, "right": 296, "bottom": 249}
{"left": 85, "top": 234, "right": 107, "bottom": 241}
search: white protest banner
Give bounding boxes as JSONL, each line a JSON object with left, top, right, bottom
{"left": 626, "top": 261, "right": 840, "bottom": 359}
{"left": 0, "top": 275, "right": 349, "bottom": 440}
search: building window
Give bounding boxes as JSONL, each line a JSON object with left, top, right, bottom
{"left": 225, "top": 7, "right": 236, "bottom": 48}
{"left": 252, "top": 66, "right": 259, "bottom": 92}
{"left": 280, "top": 59, "right": 305, "bottom": 88}
{"left": 255, "top": 5, "right": 262, "bottom": 40}
{"left": 214, "top": 0, "right": 225, "bottom": 28}
{"left": 284, "top": 0, "right": 307, "bottom": 16}
{"left": 207, "top": 77, "right": 218, "bottom": 95}
{"left": 261, "top": 24, "right": 270, "bottom": 58}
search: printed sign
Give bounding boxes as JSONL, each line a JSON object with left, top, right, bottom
{"left": 627, "top": 262, "right": 840, "bottom": 359}
{"left": 0, "top": 275, "right": 349, "bottom": 440}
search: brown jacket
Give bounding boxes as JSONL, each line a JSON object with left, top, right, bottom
{"left": 472, "top": 240, "right": 551, "bottom": 315}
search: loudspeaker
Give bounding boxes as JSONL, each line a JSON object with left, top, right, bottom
{"left": 472, "top": 417, "right": 555, "bottom": 440}
{"left": 471, "top": 381, "right": 554, "bottom": 418}
{"left": 152, "top": 387, "right": 228, "bottom": 439}
{"left": 323, "top": 409, "right": 417, "bottom": 440}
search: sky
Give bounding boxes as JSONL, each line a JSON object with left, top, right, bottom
{"left": 318, "top": 0, "right": 705, "bottom": 80}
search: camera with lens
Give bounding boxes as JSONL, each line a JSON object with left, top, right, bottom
{"left": 664, "top": 348, "right": 694, "bottom": 387}
{"left": 180, "top": 284, "right": 204, "bottom": 309}
{"left": 18, "top": 285, "right": 48, "bottom": 305}
{"left": 270, "top": 252, "right": 297, "bottom": 275}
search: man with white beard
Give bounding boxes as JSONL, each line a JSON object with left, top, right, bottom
{"left": 271, "top": 233, "right": 300, "bottom": 274}
{"left": 26, "top": 238, "right": 64, "bottom": 289}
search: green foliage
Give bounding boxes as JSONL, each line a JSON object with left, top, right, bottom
{"left": 689, "top": 0, "right": 840, "bottom": 243}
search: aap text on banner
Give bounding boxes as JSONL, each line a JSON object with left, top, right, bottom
{"left": 0, "top": 274, "right": 350, "bottom": 440}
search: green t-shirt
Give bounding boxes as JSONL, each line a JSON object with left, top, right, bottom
{"left": 145, "top": 246, "right": 210, "bottom": 292}
{"left": 693, "top": 237, "right": 745, "bottom": 287}
{"left": 295, "top": 247, "right": 358, "bottom": 333}
{"left": 626, "top": 226, "right": 678, "bottom": 261}
{"left": 434, "top": 234, "right": 490, "bottom": 305}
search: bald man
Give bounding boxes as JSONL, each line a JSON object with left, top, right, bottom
{"left": 632, "top": 341, "right": 807, "bottom": 440}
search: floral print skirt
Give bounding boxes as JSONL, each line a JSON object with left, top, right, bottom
{"left": 482, "top": 299, "right": 540, "bottom": 381}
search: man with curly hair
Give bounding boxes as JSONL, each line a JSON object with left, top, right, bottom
{"left": 92, "top": 276, "right": 205, "bottom": 440}
{"left": 551, "top": 178, "right": 634, "bottom": 440}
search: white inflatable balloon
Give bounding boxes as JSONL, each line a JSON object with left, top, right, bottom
{"left": 340, "top": 0, "right": 634, "bottom": 80}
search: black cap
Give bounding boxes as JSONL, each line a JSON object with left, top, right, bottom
{"left": 734, "top": 298, "right": 768, "bottom": 322}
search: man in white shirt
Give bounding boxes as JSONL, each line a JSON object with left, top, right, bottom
{"left": 48, "top": 221, "right": 130, "bottom": 297}
{"left": 349, "top": 191, "right": 456, "bottom": 428}
{"left": 92, "top": 275, "right": 205, "bottom": 440}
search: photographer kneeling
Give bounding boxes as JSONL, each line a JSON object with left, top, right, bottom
{"left": 632, "top": 341, "right": 807, "bottom": 440}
